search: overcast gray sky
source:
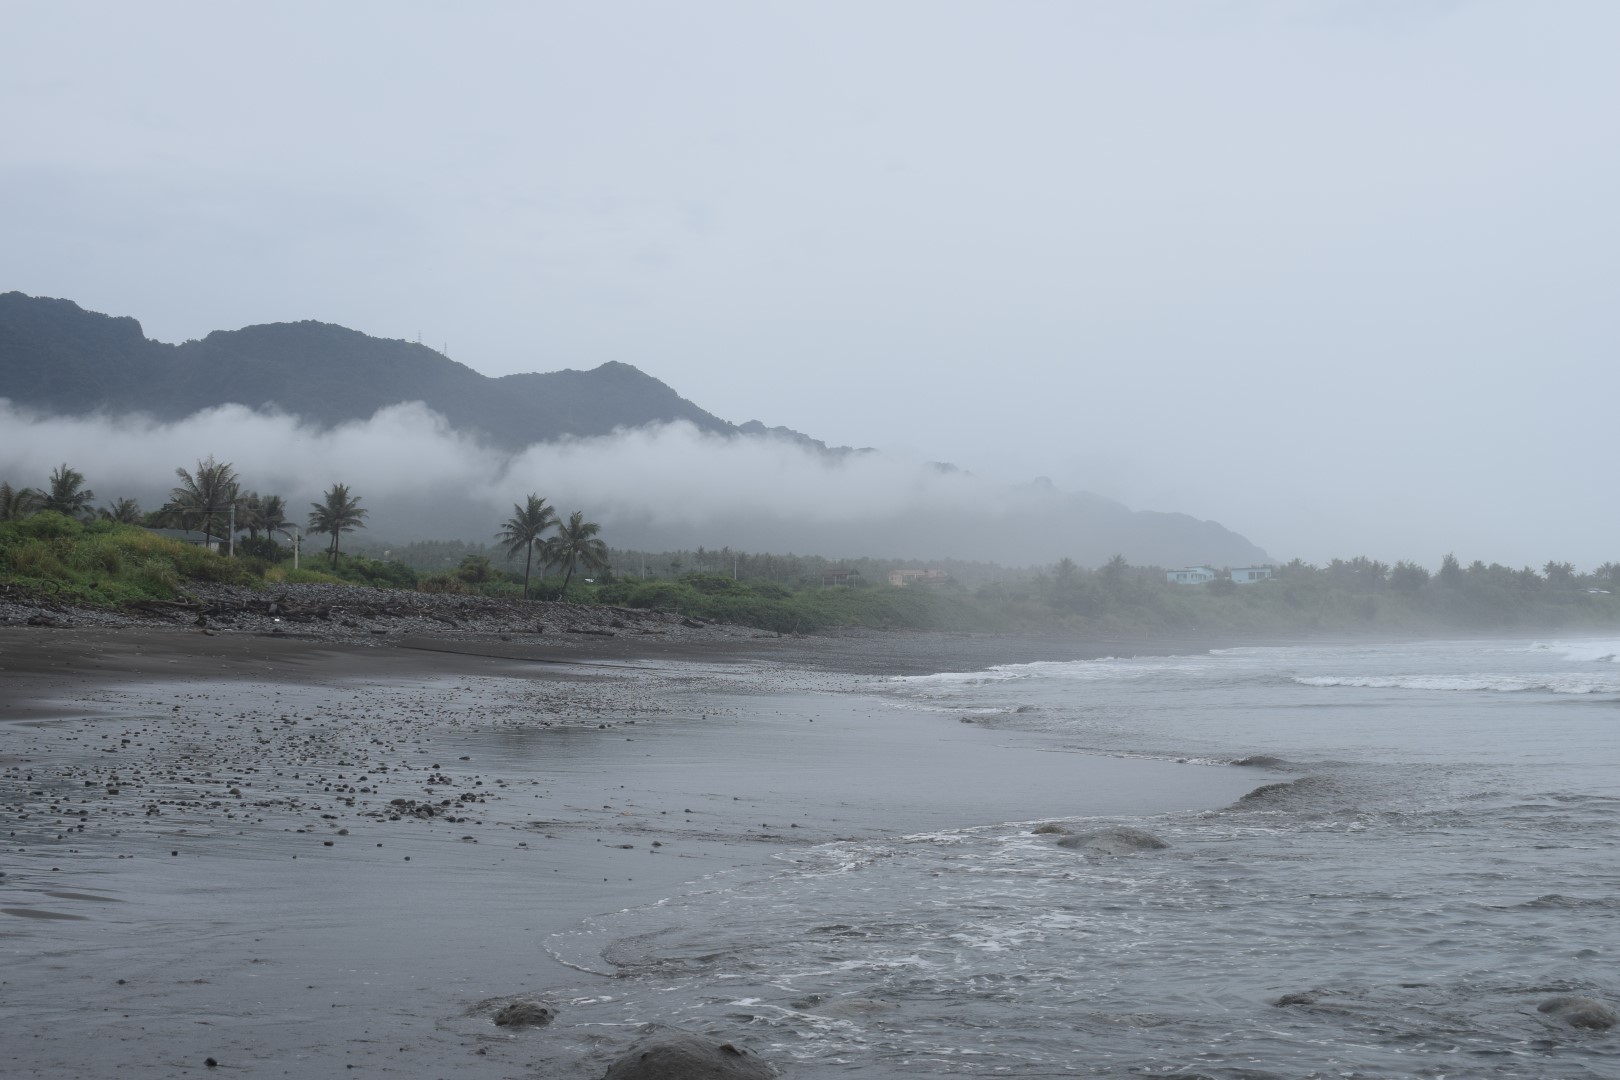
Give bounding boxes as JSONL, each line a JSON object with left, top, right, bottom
{"left": 4, "top": 1, "right": 1617, "bottom": 568}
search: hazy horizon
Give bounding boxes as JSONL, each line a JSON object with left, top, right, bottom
{"left": 4, "top": 2, "right": 1617, "bottom": 567}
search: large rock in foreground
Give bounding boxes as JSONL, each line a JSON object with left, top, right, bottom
{"left": 1054, "top": 826, "right": 1169, "bottom": 855}
{"left": 1538, "top": 995, "right": 1617, "bottom": 1030}
{"left": 493, "top": 1000, "right": 557, "bottom": 1027}
{"left": 601, "top": 1033, "right": 775, "bottom": 1080}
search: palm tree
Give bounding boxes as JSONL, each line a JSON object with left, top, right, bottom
{"left": 0, "top": 481, "right": 43, "bottom": 521}
{"left": 308, "top": 483, "right": 367, "bottom": 567}
{"left": 237, "top": 491, "right": 263, "bottom": 540}
{"left": 98, "top": 497, "right": 144, "bottom": 524}
{"left": 164, "top": 456, "right": 239, "bottom": 546}
{"left": 42, "top": 464, "right": 96, "bottom": 520}
{"left": 542, "top": 510, "right": 609, "bottom": 599}
{"left": 457, "top": 554, "right": 498, "bottom": 584}
{"left": 241, "top": 493, "right": 290, "bottom": 541}
{"left": 495, "top": 493, "right": 558, "bottom": 600}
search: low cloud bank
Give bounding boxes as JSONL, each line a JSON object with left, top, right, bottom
{"left": 0, "top": 400, "right": 1264, "bottom": 567}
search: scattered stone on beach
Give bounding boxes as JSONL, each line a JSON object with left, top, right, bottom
{"left": 1538, "top": 995, "right": 1617, "bottom": 1030}
{"left": 601, "top": 1032, "right": 774, "bottom": 1080}
{"left": 493, "top": 1000, "right": 558, "bottom": 1028}
{"left": 1, "top": 579, "right": 768, "bottom": 651}
{"left": 1054, "top": 825, "right": 1168, "bottom": 855}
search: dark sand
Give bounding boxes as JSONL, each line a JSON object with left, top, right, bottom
{"left": 1, "top": 625, "right": 1267, "bottom": 1078}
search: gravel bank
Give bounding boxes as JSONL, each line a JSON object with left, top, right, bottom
{"left": 0, "top": 580, "right": 771, "bottom": 650}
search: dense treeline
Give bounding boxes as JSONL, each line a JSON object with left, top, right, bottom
{"left": 0, "top": 463, "right": 609, "bottom": 605}
{"left": 4, "top": 462, "right": 1618, "bottom": 636}
{"left": 359, "top": 540, "right": 1009, "bottom": 592}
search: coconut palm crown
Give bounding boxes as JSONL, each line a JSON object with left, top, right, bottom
{"left": 542, "top": 510, "right": 609, "bottom": 599}
{"left": 308, "top": 483, "right": 367, "bottom": 567}
{"left": 43, "top": 464, "right": 96, "bottom": 521}
{"left": 496, "top": 493, "right": 558, "bottom": 600}
{"left": 242, "top": 493, "right": 291, "bottom": 541}
{"left": 163, "top": 456, "right": 240, "bottom": 544}
{"left": 0, "top": 481, "right": 44, "bottom": 521}
{"left": 98, "top": 497, "right": 144, "bottom": 524}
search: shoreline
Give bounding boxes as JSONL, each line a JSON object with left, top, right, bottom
{"left": 0, "top": 622, "right": 1274, "bottom": 1078}
{"left": 6, "top": 578, "right": 1607, "bottom": 681}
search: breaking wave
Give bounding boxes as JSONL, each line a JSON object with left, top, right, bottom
{"left": 1530, "top": 639, "right": 1620, "bottom": 664}
{"left": 1293, "top": 673, "right": 1620, "bottom": 694}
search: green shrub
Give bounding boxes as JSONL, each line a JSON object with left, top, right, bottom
{"left": 10, "top": 510, "right": 84, "bottom": 540}
{"left": 419, "top": 572, "right": 470, "bottom": 594}
{"left": 593, "top": 581, "right": 636, "bottom": 605}
{"left": 129, "top": 555, "right": 180, "bottom": 594}
{"left": 6, "top": 539, "right": 69, "bottom": 579}
{"left": 456, "top": 555, "right": 499, "bottom": 583}
{"left": 237, "top": 536, "right": 284, "bottom": 560}
{"left": 682, "top": 573, "right": 749, "bottom": 595}
{"left": 337, "top": 556, "right": 419, "bottom": 589}
{"left": 625, "top": 580, "right": 693, "bottom": 611}
{"left": 280, "top": 567, "right": 345, "bottom": 585}
{"left": 234, "top": 555, "right": 273, "bottom": 578}
{"left": 72, "top": 536, "right": 126, "bottom": 576}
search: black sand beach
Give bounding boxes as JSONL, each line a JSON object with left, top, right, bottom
{"left": 1, "top": 622, "right": 1265, "bottom": 1078}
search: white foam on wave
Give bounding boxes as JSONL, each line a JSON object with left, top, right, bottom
{"left": 1530, "top": 639, "right": 1620, "bottom": 664}
{"left": 888, "top": 668, "right": 1028, "bottom": 692}
{"left": 882, "top": 700, "right": 1014, "bottom": 716}
{"left": 1295, "top": 673, "right": 1619, "bottom": 694}
{"left": 890, "top": 655, "right": 1211, "bottom": 694}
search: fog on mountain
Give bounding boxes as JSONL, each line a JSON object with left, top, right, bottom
{"left": 0, "top": 293, "right": 1265, "bottom": 567}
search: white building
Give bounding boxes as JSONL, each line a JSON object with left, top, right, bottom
{"left": 1231, "top": 566, "right": 1273, "bottom": 584}
{"left": 888, "top": 568, "right": 951, "bottom": 587}
{"left": 1167, "top": 566, "right": 1217, "bottom": 585}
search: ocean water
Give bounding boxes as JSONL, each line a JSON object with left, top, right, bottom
{"left": 546, "top": 637, "right": 1619, "bottom": 1078}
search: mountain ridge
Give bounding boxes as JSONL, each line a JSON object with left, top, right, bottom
{"left": 0, "top": 291, "right": 744, "bottom": 447}
{"left": 0, "top": 291, "right": 1270, "bottom": 567}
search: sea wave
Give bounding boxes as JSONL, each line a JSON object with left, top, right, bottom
{"left": 1529, "top": 639, "right": 1620, "bottom": 664}
{"left": 888, "top": 668, "right": 1028, "bottom": 688}
{"left": 890, "top": 656, "right": 1210, "bottom": 692}
{"left": 1293, "top": 673, "right": 1619, "bottom": 694}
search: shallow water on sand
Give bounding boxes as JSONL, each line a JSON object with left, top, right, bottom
{"left": 0, "top": 650, "right": 1252, "bottom": 1078}
{"left": 544, "top": 637, "right": 1620, "bottom": 1077}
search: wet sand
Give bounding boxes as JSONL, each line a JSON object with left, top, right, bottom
{"left": 1, "top": 625, "right": 1266, "bottom": 1078}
